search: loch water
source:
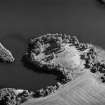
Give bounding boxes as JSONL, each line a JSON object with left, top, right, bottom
{"left": 0, "top": 0, "right": 105, "bottom": 91}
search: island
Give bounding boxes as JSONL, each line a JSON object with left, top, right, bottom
{"left": 1, "top": 33, "right": 105, "bottom": 105}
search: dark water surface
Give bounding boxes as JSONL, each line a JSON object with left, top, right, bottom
{"left": 0, "top": 0, "right": 105, "bottom": 91}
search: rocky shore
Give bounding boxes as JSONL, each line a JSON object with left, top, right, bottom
{"left": 0, "top": 42, "right": 15, "bottom": 63}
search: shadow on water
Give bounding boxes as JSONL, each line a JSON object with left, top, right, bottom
{"left": 96, "top": 0, "right": 105, "bottom": 5}
{"left": 21, "top": 54, "right": 66, "bottom": 83}
{"left": 95, "top": 0, "right": 105, "bottom": 9}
